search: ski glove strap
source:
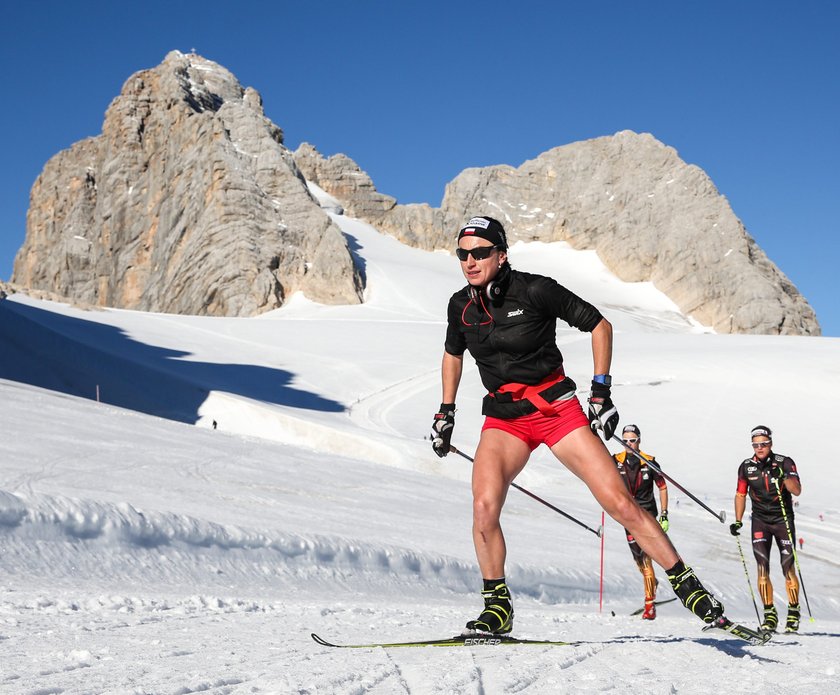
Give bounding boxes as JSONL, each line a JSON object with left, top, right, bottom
{"left": 431, "top": 403, "right": 456, "bottom": 458}
{"left": 587, "top": 381, "right": 619, "bottom": 440}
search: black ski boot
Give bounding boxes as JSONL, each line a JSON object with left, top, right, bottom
{"left": 465, "top": 579, "right": 513, "bottom": 634}
{"left": 785, "top": 604, "right": 800, "bottom": 633}
{"left": 666, "top": 561, "right": 723, "bottom": 624}
{"left": 760, "top": 604, "right": 778, "bottom": 632}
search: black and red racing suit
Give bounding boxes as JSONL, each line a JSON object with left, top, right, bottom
{"left": 613, "top": 450, "right": 667, "bottom": 564}
{"left": 736, "top": 452, "right": 800, "bottom": 578}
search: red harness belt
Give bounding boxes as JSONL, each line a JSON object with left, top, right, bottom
{"left": 491, "top": 370, "right": 567, "bottom": 417}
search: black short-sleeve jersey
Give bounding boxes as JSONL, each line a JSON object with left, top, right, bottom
{"left": 444, "top": 268, "right": 603, "bottom": 393}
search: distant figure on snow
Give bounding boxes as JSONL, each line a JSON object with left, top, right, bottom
{"left": 730, "top": 425, "right": 802, "bottom": 633}
{"left": 430, "top": 215, "right": 724, "bottom": 635}
{"left": 612, "top": 424, "right": 669, "bottom": 620}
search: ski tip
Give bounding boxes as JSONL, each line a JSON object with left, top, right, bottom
{"left": 311, "top": 633, "right": 335, "bottom": 647}
{"left": 703, "top": 618, "right": 774, "bottom": 645}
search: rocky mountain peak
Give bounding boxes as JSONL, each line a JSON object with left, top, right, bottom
{"left": 296, "top": 132, "right": 820, "bottom": 336}
{"left": 13, "top": 52, "right": 362, "bottom": 316}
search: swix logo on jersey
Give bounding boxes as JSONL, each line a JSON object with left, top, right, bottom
{"left": 507, "top": 308, "right": 524, "bottom": 317}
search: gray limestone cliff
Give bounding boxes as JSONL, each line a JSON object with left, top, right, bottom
{"left": 13, "top": 51, "right": 363, "bottom": 316}
{"left": 295, "top": 133, "right": 820, "bottom": 336}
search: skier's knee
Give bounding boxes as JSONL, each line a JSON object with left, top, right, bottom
{"left": 473, "top": 496, "right": 502, "bottom": 531}
{"left": 604, "top": 493, "right": 638, "bottom": 526}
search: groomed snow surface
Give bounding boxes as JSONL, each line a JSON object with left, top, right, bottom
{"left": 1, "top": 212, "right": 838, "bottom": 694}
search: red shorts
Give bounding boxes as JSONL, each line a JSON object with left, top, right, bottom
{"left": 481, "top": 396, "right": 589, "bottom": 450}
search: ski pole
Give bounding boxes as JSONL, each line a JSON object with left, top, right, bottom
{"left": 610, "top": 435, "right": 726, "bottom": 523}
{"left": 599, "top": 510, "right": 606, "bottom": 613}
{"left": 734, "top": 533, "right": 762, "bottom": 624}
{"left": 449, "top": 445, "right": 602, "bottom": 538}
{"left": 773, "top": 478, "right": 814, "bottom": 621}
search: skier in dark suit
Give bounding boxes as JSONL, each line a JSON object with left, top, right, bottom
{"left": 730, "top": 425, "right": 802, "bottom": 632}
{"left": 612, "top": 424, "right": 669, "bottom": 620}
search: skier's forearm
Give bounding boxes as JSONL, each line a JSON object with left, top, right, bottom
{"left": 590, "top": 318, "right": 613, "bottom": 376}
{"left": 441, "top": 351, "right": 463, "bottom": 404}
{"left": 784, "top": 478, "right": 802, "bottom": 496}
{"left": 734, "top": 494, "right": 746, "bottom": 522}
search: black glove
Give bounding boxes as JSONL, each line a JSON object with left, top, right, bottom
{"left": 730, "top": 520, "right": 743, "bottom": 536}
{"left": 430, "top": 403, "right": 456, "bottom": 458}
{"left": 769, "top": 465, "right": 785, "bottom": 483}
{"left": 587, "top": 381, "right": 619, "bottom": 440}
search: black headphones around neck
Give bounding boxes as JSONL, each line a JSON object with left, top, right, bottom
{"left": 468, "top": 263, "right": 511, "bottom": 303}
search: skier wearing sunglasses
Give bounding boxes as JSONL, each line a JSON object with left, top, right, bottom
{"left": 730, "top": 425, "right": 802, "bottom": 633}
{"left": 612, "top": 424, "right": 669, "bottom": 620}
{"left": 430, "top": 215, "right": 724, "bottom": 636}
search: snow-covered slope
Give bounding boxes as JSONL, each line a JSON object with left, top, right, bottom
{"left": 1, "top": 212, "right": 838, "bottom": 694}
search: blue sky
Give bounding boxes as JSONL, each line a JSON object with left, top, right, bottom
{"left": 1, "top": 1, "right": 837, "bottom": 335}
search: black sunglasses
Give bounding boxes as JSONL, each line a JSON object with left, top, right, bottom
{"left": 752, "top": 441, "right": 771, "bottom": 449}
{"left": 456, "top": 245, "right": 499, "bottom": 261}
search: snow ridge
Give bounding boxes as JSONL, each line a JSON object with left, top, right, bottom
{"left": 1, "top": 489, "right": 620, "bottom": 606}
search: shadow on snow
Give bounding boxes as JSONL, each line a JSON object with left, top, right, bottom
{"left": 0, "top": 300, "right": 345, "bottom": 423}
